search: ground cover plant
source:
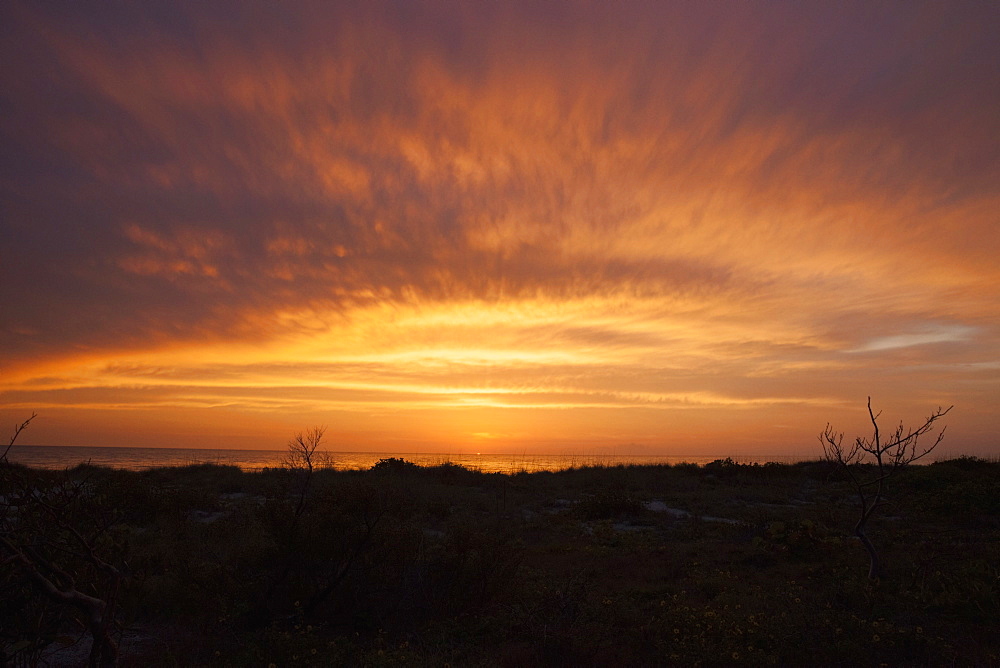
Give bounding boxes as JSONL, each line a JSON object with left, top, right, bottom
{"left": 3, "top": 448, "right": 999, "bottom": 666}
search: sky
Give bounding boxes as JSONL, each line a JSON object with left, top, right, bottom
{"left": 1, "top": 1, "right": 998, "bottom": 458}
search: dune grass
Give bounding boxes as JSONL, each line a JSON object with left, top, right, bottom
{"left": 3, "top": 457, "right": 998, "bottom": 665}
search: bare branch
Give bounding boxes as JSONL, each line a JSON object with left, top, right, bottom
{"left": 1, "top": 414, "right": 122, "bottom": 666}
{"left": 820, "top": 398, "right": 951, "bottom": 581}
{"left": 2, "top": 412, "right": 37, "bottom": 462}
{"left": 283, "top": 426, "right": 327, "bottom": 473}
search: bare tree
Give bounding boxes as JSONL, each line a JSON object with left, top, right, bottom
{"left": 283, "top": 427, "right": 328, "bottom": 520}
{"left": 282, "top": 426, "right": 328, "bottom": 475}
{"left": 820, "top": 397, "right": 952, "bottom": 581}
{"left": 248, "top": 426, "right": 330, "bottom": 626}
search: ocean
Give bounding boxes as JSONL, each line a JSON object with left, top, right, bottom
{"left": 2, "top": 445, "right": 804, "bottom": 473}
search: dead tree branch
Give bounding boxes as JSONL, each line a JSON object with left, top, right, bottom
{"left": 820, "top": 397, "right": 952, "bottom": 581}
{"left": 1, "top": 413, "right": 37, "bottom": 462}
{"left": 1, "top": 416, "right": 123, "bottom": 666}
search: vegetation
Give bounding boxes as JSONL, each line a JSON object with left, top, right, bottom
{"left": 3, "top": 445, "right": 998, "bottom": 665}
{"left": 2, "top": 415, "right": 126, "bottom": 667}
{"left": 820, "top": 398, "right": 952, "bottom": 580}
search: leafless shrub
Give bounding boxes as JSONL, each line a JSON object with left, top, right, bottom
{"left": 820, "top": 397, "right": 952, "bottom": 581}
{"left": 1, "top": 415, "right": 125, "bottom": 667}
{"left": 282, "top": 426, "right": 329, "bottom": 474}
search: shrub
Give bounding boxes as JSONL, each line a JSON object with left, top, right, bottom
{"left": 371, "top": 457, "right": 420, "bottom": 474}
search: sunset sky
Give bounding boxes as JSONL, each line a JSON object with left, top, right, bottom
{"left": 2, "top": 1, "right": 997, "bottom": 457}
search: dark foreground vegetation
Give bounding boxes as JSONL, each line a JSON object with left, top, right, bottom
{"left": 3, "top": 454, "right": 999, "bottom": 666}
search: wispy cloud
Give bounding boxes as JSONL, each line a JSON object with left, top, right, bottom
{"left": 849, "top": 324, "right": 978, "bottom": 353}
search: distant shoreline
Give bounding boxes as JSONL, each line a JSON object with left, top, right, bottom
{"left": 4, "top": 444, "right": 810, "bottom": 473}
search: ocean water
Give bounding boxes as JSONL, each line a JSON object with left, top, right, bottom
{"left": 2, "top": 445, "right": 803, "bottom": 473}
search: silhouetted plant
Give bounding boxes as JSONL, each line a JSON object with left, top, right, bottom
{"left": 283, "top": 426, "right": 329, "bottom": 474}
{"left": 820, "top": 397, "right": 952, "bottom": 580}
{"left": 371, "top": 457, "right": 420, "bottom": 474}
{"left": 247, "top": 427, "right": 330, "bottom": 626}
{"left": 1, "top": 415, "right": 126, "bottom": 667}
{"left": 703, "top": 457, "right": 742, "bottom": 476}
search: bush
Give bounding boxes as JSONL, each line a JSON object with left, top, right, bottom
{"left": 371, "top": 457, "right": 420, "bottom": 474}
